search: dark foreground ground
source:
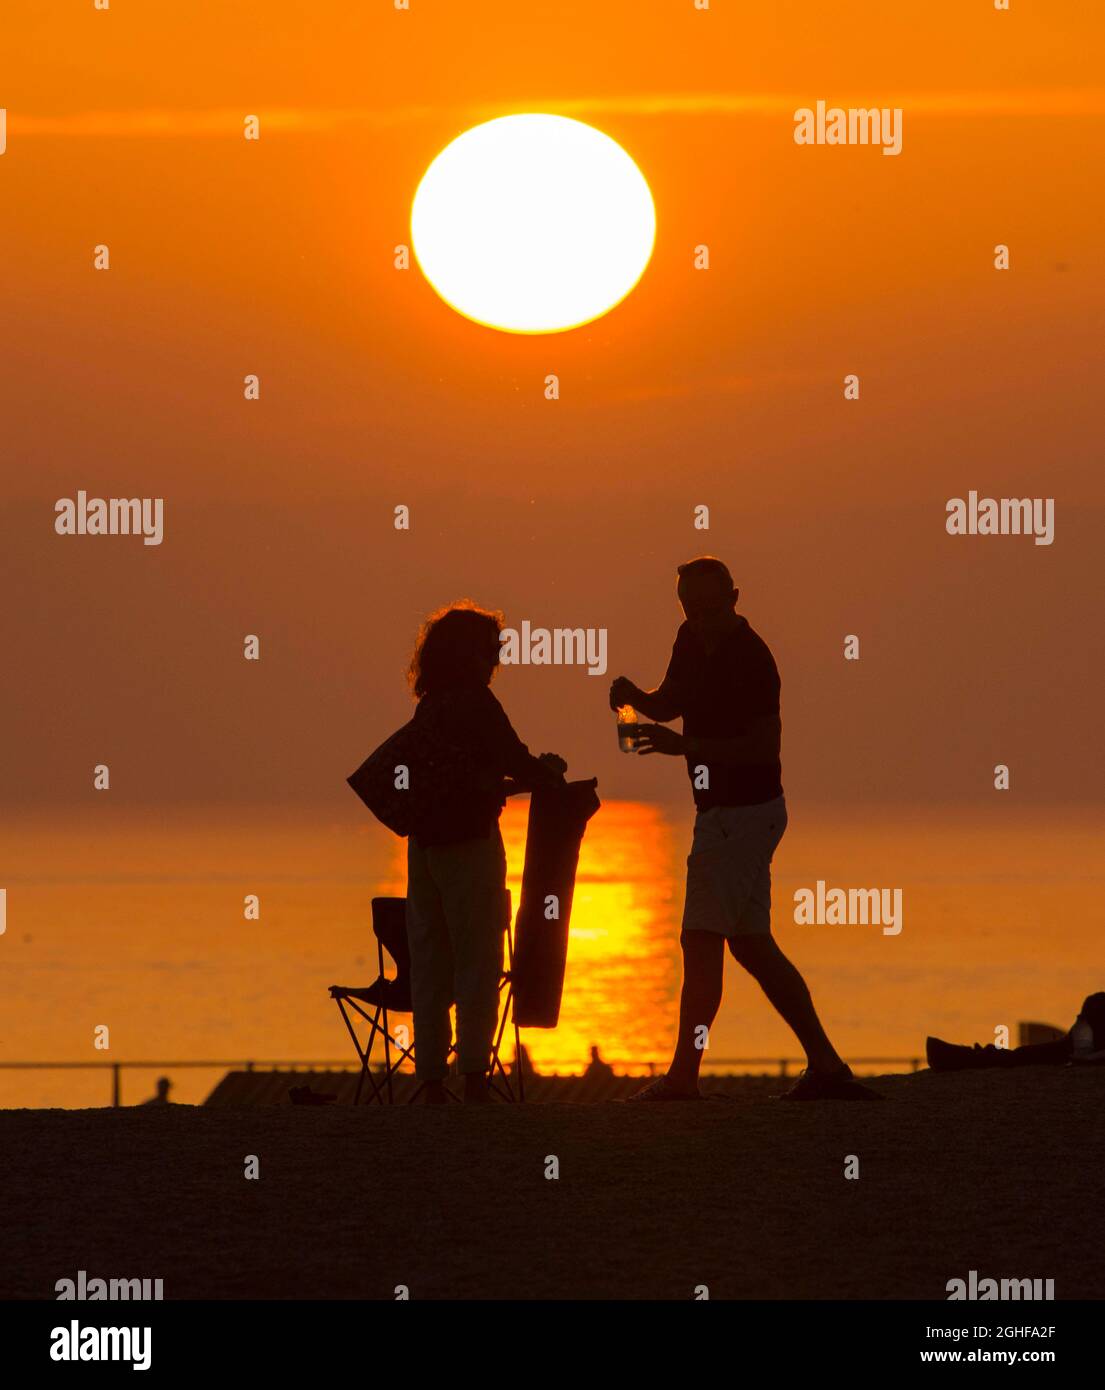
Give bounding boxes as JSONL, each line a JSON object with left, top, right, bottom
{"left": 3, "top": 1067, "right": 1102, "bottom": 1300}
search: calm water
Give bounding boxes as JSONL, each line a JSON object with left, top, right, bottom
{"left": 1, "top": 802, "right": 1100, "bottom": 1107}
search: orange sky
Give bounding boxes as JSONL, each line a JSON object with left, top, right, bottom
{"left": 2, "top": 0, "right": 1103, "bottom": 810}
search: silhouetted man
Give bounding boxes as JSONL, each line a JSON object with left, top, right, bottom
{"left": 141, "top": 1077, "right": 172, "bottom": 1105}
{"left": 584, "top": 1045, "right": 614, "bottom": 1079}
{"left": 611, "top": 556, "right": 876, "bottom": 1101}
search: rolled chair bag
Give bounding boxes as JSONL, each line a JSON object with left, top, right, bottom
{"left": 512, "top": 778, "right": 601, "bottom": 1029}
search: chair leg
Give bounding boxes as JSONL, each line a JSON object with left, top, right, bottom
{"left": 337, "top": 997, "right": 391, "bottom": 1106}
{"left": 379, "top": 937, "right": 394, "bottom": 1105}
{"left": 334, "top": 977, "right": 421, "bottom": 1105}
{"left": 335, "top": 997, "right": 375, "bottom": 1105}
{"left": 361, "top": 1005, "right": 388, "bottom": 1106}
{"left": 512, "top": 1020, "right": 525, "bottom": 1102}
{"left": 507, "top": 920, "right": 525, "bottom": 1104}
{"left": 484, "top": 920, "right": 522, "bottom": 1103}
{"left": 487, "top": 973, "right": 515, "bottom": 1102}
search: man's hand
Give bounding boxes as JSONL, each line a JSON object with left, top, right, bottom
{"left": 609, "top": 676, "right": 642, "bottom": 711}
{"left": 538, "top": 752, "right": 567, "bottom": 776}
{"left": 635, "top": 724, "right": 686, "bottom": 757}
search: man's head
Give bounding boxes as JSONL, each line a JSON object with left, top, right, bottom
{"left": 676, "top": 556, "right": 739, "bottom": 643}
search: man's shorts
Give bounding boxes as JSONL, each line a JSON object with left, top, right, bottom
{"left": 680, "top": 795, "right": 788, "bottom": 938}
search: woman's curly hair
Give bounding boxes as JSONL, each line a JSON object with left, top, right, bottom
{"left": 407, "top": 601, "right": 505, "bottom": 699}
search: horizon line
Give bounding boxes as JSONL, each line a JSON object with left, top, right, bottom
{"left": 9, "top": 88, "right": 1105, "bottom": 137}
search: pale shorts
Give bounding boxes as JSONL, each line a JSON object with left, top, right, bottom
{"left": 681, "top": 795, "right": 788, "bottom": 938}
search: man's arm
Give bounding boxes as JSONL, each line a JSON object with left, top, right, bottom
{"left": 610, "top": 629, "right": 690, "bottom": 723}
{"left": 637, "top": 713, "right": 780, "bottom": 764}
{"left": 609, "top": 674, "right": 683, "bottom": 724}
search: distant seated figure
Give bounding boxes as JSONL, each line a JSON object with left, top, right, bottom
{"left": 584, "top": 1045, "right": 615, "bottom": 1079}
{"left": 509, "top": 1043, "right": 537, "bottom": 1078}
{"left": 927, "top": 993, "right": 1105, "bottom": 1071}
{"left": 141, "top": 1077, "right": 172, "bottom": 1105}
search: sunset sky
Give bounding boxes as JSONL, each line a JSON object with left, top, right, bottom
{"left": 3, "top": 0, "right": 1103, "bottom": 813}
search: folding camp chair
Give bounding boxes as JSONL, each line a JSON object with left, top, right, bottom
{"left": 329, "top": 893, "right": 525, "bottom": 1104}
{"left": 329, "top": 897, "right": 416, "bottom": 1104}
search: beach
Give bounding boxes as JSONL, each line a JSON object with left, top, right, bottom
{"left": 4, "top": 1064, "right": 1102, "bottom": 1301}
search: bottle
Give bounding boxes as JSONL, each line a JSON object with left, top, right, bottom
{"left": 616, "top": 705, "right": 639, "bottom": 753}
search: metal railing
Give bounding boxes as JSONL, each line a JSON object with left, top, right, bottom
{"left": 0, "top": 1060, "right": 357, "bottom": 1107}
{"left": 0, "top": 1056, "right": 923, "bottom": 1107}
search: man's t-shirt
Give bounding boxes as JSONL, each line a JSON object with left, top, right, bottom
{"left": 662, "top": 616, "right": 783, "bottom": 810}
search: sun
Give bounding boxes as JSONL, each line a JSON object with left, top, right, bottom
{"left": 410, "top": 113, "right": 656, "bottom": 335}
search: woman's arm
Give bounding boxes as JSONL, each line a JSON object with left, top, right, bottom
{"left": 479, "top": 691, "right": 565, "bottom": 789}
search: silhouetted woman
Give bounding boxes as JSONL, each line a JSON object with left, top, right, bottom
{"left": 405, "top": 602, "right": 566, "bottom": 1104}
